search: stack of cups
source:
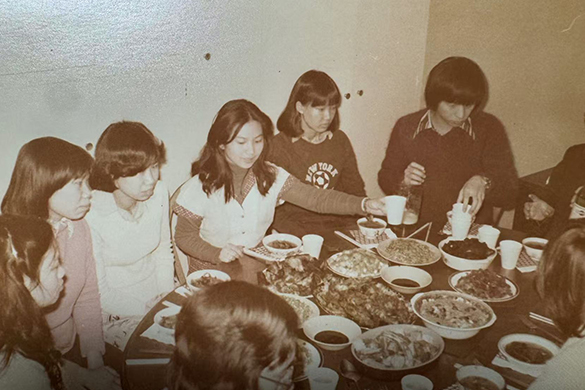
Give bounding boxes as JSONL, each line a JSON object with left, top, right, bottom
{"left": 450, "top": 203, "right": 473, "bottom": 240}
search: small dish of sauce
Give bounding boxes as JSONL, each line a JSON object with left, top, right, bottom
{"left": 314, "top": 330, "right": 349, "bottom": 344}
{"left": 391, "top": 278, "right": 420, "bottom": 288}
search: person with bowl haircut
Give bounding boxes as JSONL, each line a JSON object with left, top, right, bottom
{"left": 378, "top": 57, "right": 518, "bottom": 225}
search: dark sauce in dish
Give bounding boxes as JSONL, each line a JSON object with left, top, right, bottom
{"left": 525, "top": 242, "right": 546, "bottom": 250}
{"left": 459, "top": 376, "right": 500, "bottom": 390}
{"left": 391, "top": 278, "right": 420, "bottom": 288}
{"left": 314, "top": 330, "right": 349, "bottom": 344}
{"left": 359, "top": 220, "right": 385, "bottom": 229}
{"left": 505, "top": 341, "right": 553, "bottom": 364}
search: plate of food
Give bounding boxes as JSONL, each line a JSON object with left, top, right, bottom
{"left": 261, "top": 254, "right": 324, "bottom": 297}
{"left": 326, "top": 248, "right": 386, "bottom": 278}
{"left": 262, "top": 233, "right": 302, "bottom": 257}
{"left": 351, "top": 324, "right": 444, "bottom": 379}
{"left": 498, "top": 333, "right": 559, "bottom": 374}
{"left": 186, "top": 270, "right": 231, "bottom": 292}
{"left": 313, "top": 273, "right": 415, "bottom": 329}
{"left": 377, "top": 238, "right": 441, "bottom": 266}
{"left": 154, "top": 306, "right": 181, "bottom": 335}
{"left": 411, "top": 290, "right": 496, "bottom": 340}
{"left": 278, "top": 293, "right": 319, "bottom": 326}
{"left": 439, "top": 237, "right": 497, "bottom": 271}
{"left": 293, "top": 339, "right": 322, "bottom": 381}
{"left": 449, "top": 269, "right": 519, "bottom": 302}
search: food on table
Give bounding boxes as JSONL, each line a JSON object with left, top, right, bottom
{"left": 327, "top": 248, "right": 386, "bottom": 277}
{"left": 458, "top": 376, "right": 500, "bottom": 390}
{"left": 189, "top": 272, "right": 225, "bottom": 289}
{"left": 353, "top": 328, "right": 441, "bottom": 370}
{"left": 359, "top": 220, "right": 386, "bottom": 229}
{"left": 314, "top": 330, "right": 349, "bottom": 344}
{"left": 280, "top": 295, "right": 317, "bottom": 324}
{"left": 455, "top": 269, "right": 512, "bottom": 300}
{"left": 261, "top": 254, "right": 324, "bottom": 296}
{"left": 505, "top": 341, "right": 553, "bottom": 364}
{"left": 160, "top": 314, "right": 178, "bottom": 329}
{"left": 442, "top": 238, "right": 495, "bottom": 260}
{"left": 313, "top": 274, "right": 415, "bottom": 328}
{"left": 415, "top": 292, "right": 492, "bottom": 329}
{"left": 293, "top": 340, "right": 320, "bottom": 380}
{"left": 391, "top": 278, "right": 420, "bottom": 288}
{"left": 268, "top": 239, "right": 298, "bottom": 249}
{"left": 524, "top": 241, "right": 546, "bottom": 250}
{"left": 378, "top": 239, "right": 437, "bottom": 265}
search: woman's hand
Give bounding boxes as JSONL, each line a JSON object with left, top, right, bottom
{"left": 363, "top": 198, "right": 386, "bottom": 216}
{"left": 524, "top": 194, "right": 554, "bottom": 221}
{"left": 403, "top": 162, "right": 426, "bottom": 186}
{"left": 219, "top": 244, "right": 245, "bottom": 263}
{"left": 457, "top": 175, "right": 487, "bottom": 215}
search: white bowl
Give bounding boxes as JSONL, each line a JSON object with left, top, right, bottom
{"left": 439, "top": 238, "right": 497, "bottom": 271}
{"left": 357, "top": 217, "right": 387, "bottom": 238}
{"left": 186, "top": 269, "right": 231, "bottom": 292}
{"left": 277, "top": 293, "right": 320, "bottom": 327}
{"left": 411, "top": 291, "right": 496, "bottom": 340}
{"left": 522, "top": 237, "right": 548, "bottom": 262}
{"left": 380, "top": 265, "right": 432, "bottom": 294}
{"left": 498, "top": 333, "right": 559, "bottom": 374}
{"left": 303, "top": 315, "right": 361, "bottom": 351}
{"left": 262, "top": 233, "right": 302, "bottom": 256}
{"left": 154, "top": 306, "right": 181, "bottom": 336}
{"left": 456, "top": 365, "right": 505, "bottom": 390}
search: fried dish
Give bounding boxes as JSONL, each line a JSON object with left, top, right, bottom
{"left": 189, "top": 273, "right": 224, "bottom": 288}
{"left": 505, "top": 341, "right": 553, "bottom": 364}
{"left": 327, "top": 248, "right": 386, "bottom": 277}
{"left": 443, "top": 238, "right": 495, "bottom": 260}
{"left": 379, "top": 239, "right": 436, "bottom": 265}
{"left": 455, "top": 269, "right": 512, "bottom": 300}
{"left": 261, "top": 254, "right": 324, "bottom": 296}
{"left": 415, "top": 293, "right": 492, "bottom": 329}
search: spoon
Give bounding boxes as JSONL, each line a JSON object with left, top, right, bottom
{"left": 340, "top": 359, "right": 362, "bottom": 390}
{"left": 366, "top": 213, "right": 375, "bottom": 224}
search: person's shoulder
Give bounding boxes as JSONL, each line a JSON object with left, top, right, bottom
{"left": 86, "top": 190, "right": 116, "bottom": 218}
{"left": 176, "top": 175, "right": 206, "bottom": 203}
{"left": 332, "top": 129, "right": 351, "bottom": 142}
{"left": 563, "top": 144, "right": 585, "bottom": 160}
{"left": 472, "top": 111, "right": 504, "bottom": 128}
{"left": 393, "top": 109, "right": 427, "bottom": 133}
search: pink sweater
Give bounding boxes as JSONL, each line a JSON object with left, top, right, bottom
{"left": 45, "top": 219, "right": 105, "bottom": 358}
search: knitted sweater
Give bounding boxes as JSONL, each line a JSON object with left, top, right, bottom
{"left": 378, "top": 109, "right": 518, "bottom": 224}
{"left": 45, "top": 219, "right": 105, "bottom": 358}
{"left": 528, "top": 336, "right": 585, "bottom": 390}
{"left": 267, "top": 130, "right": 366, "bottom": 235}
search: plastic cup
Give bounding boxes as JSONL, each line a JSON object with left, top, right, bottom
{"left": 478, "top": 225, "right": 501, "bottom": 249}
{"left": 401, "top": 374, "right": 433, "bottom": 390}
{"left": 307, "top": 367, "right": 339, "bottom": 390}
{"left": 452, "top": 202, "right": 472, "bottom": 218}
{"left": 302, "top": 234, "right": 324, "bottom": 259}
{"left": 385, "top": 195, "right": 407, "bottom": 225}
{"left": 499, "top": 240, "right": 523, "bottom": 270}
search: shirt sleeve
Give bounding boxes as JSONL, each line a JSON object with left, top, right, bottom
{"left": 72, "top": 222, "right": 106, "bottom": 358}
{"left": 378, "top": 118, "right": 409, "bottom": 195}
{"left": 336, "top": 132, "right": 367, "bottom": 197}
{"left": 174, "top": 206, "right": 223, "bottom": 264}
{"left": 152, "top": 185, "right": 175, "bottom": 295}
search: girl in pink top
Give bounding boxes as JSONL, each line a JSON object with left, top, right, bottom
{"left": 2, "top": 137, "right": 106, "bottom": 371}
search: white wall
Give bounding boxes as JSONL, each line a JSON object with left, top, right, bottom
{"left": 0, "top": 0, "right": 430, "bottom": 198}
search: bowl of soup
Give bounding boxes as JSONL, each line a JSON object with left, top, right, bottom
{"left": 522, "top": 237, "right": 548, "bottom": 262}
{"left": 187, "top": 269, "right": 231, "bottom": 292}
{"left": 381, "top": 265, "right": 432, "bottom": 294}
{"left": 262, "top": 233, "right": 302, "bottom": 257}
{"left": 456, "top": 365, "right": 505, "bottom": 390}
{"left": 303, "top": 315, "right": 361, "bottom": 351}
{"left": 357, "top": 217, "right": 387, "bottom": 238}
{"left": 498, "top": 333, "right": 559, "bottom": 373}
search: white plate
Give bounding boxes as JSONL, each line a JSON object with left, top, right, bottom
{"left": 377, "top": 238, "right": 441, "bottom": 266}
{"left": 277, "top": 293, "right": 320, "bottom": 326}
{"left": 154, "top": 306, "right": 181, "bottom": 335}
{"left": 498, "top": 333, "right": 560, "bottom": 372}
{"left": 186, "top": 269, "right": 231, "bottom": 292}
{"left": 326, "top": 249, "right": 385, "bottom": 278}
{"left": 448, "top": 271, "right": 519, "bottom": 302}
{"left": 294, "top": 339, "right": 322, "bottom": 381}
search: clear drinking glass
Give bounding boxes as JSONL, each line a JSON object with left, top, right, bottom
{"left": 399, "top": 183, "right": 423, "bottom": 226}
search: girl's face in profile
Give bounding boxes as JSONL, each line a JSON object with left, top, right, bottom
{"left": 26, "top": 242, "right": 66, "bottom": 308}
{"left": 114, "top": 164, "right": 160, "bottom": 203}
{"left": 296, "top": 102, "right": 337, "bottom": 137}
{"left": 223, "top": 120, "right": 264, "bottom": 169}
{"left": 48, "top": 175, "right": 92, "bottom": 222}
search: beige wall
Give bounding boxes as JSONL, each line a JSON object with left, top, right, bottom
{"left": 424, "top": 0, "right": 585, "bottom": 178}
{"left": 0, "top": 0, "right": 430, "bottom": 198}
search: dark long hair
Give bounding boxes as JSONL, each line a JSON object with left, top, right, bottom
{"left": 191, "top": 100, "right": 277, "bottom": 203}
{"left": 168, "top": 281, "right": 298, "bottom": 390}
{"left": 536, "top": 224, "right": 585, "bottom": 337}
{"left": 90, "top": 121, "right": 167, "bottom": 192}
{"left": 0, "top": 214, "right": 63, "bottom": 390}
{"left": 2, "top": 137, "right": 93, "bottom": 219}
{"left": 277, "top": 70, "right": 341, "bottom": 138}
{"left": 424, "top": 56, "right": 487, "bottom": 111}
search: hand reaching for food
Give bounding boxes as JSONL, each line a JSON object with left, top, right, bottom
{"left": 219, "top": 243, "right": 245, "bottom": 263}
{"left": 363, "top": 197, "right": 386, "bottom": 216}
{"left": 403, "top": 162, "right": 426, "bottom": 186}
{"left": 457, "top": 175, "right": 487, "bottom": 215}
{"left": 524, "top": 194, "right": 554, "bottom": 221}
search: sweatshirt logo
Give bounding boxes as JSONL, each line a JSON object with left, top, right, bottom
{"left": 306, "top": 162, "right": 339, "bottom": 189}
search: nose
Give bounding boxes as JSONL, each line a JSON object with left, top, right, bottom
{"left": 454, "top": 105, "right": 465, "bottom": 119}
{"left": 143, "top": 168, "right": 156, "bottom": 184}
{"left": 57, "top": 264, "right": 66, "bottom": 281}
{"left": 81, "top": 181, "right": 92, "bottom": 199}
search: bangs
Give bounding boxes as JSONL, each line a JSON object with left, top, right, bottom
{"left": 114, "top": 147, "right": 161, "bottom": 178}
{"left": 441, "top": 84, "right": 484, "bottom": 106}
{"left": 306, "top": 82, "right": 341, "bottom": 107}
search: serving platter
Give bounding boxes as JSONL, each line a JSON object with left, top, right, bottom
{"left": 377, "top": 238, "right": 441, "bottom": 266}
{"left": 326, "top": 248, "right": 385, "bottom": 278}
{"left": 277, "top": 293, "right": 319, "bottom": 326}
{"left": 293, "top": 339, "right": 322, "bottom": 381}
{"left": 448, "top": 270, "right": 519, "bottom": 303}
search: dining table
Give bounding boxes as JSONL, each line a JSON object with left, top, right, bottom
{"left": 122, "top": 222, "right": 565, "bottom": 390}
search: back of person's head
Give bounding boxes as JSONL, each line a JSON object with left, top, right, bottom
{"left": 2, "top": 137, "right": 94, "bottom": 219}
{"left": 90, "top": 121, "right": 166, "bottom": 192}
{"left": 536, "top": 224, "right": 585, "bottom": 337}
{"left": 191, "top": 99, "right": 277, "bottom": 202}
{"left": 168, "top": 281, "right": 298, "bottom": 390}
{"left": 277, "top": 70, "right": 342, "bottom": 138}
{"left": 0, "top": 214, "right": 62, "bottom": 389}
{"left": 424, "top": 57, "right": 487, "bottom": 111}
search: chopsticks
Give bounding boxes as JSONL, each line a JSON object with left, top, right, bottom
{"left": 405, "top": 221, "right": 432, "bottom": 242}
{"left": 529, "top": 312, "right": 556, "bottom": 327}
{"left": 334, "top": 231, "right": 374, "bottom": 252}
